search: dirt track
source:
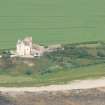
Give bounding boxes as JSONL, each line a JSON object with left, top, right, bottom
{"left": 0, "top": 77, "right": 105, "bottom": 92}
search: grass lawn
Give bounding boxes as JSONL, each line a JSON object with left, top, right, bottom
{"left": 0, "top": 0, "right": 105, "bottom": 48}
{"left": 0, "top": 63, "right": 105, "bottom": 87}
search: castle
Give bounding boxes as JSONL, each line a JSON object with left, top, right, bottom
{"left": 16, "top": 37, "right": 45, "bottom": 57}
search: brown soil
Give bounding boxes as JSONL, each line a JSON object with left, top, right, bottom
{"left": 0, "top": 87, "right": 105, "bottom": 105}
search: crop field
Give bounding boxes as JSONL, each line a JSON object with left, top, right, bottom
{"left": 0, "top": 0, "right": 105, "bottom": 48}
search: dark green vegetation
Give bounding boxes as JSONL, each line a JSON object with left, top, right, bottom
{"left": 0, "top": 41, "right": 105, "bottom": 86}
{"left": 0, "top": 0, "right": 105, "bottom": 48}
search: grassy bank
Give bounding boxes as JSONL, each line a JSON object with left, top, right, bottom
{"left": 0, "top": 63, "right": 105, "bottom": 87}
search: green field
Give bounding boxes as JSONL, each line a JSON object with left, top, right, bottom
{"left": 0, "top": 0, "right": 105, "bottom": 48}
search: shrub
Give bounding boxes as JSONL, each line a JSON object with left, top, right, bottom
{"left": 97, "top": 50, "right": 105, "bottom": 57}
{"left": 25, "top": 69, "right": 33, "bottom": 75}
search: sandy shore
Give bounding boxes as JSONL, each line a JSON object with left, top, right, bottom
{"left": 0, "top": 77, "right": 105, "bottom": 92}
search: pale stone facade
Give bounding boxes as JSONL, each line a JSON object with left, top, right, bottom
{"left": 16, "top": 37, "right": 45, "bottom": 57}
